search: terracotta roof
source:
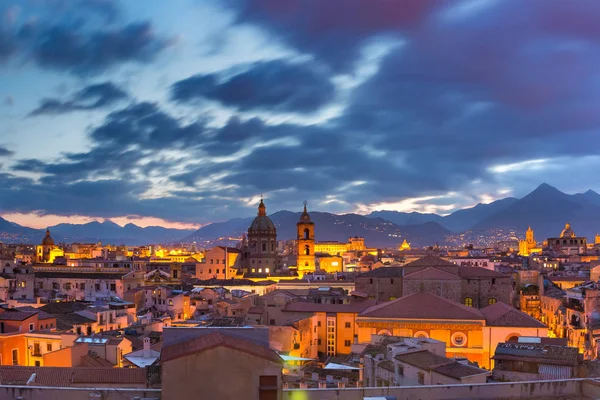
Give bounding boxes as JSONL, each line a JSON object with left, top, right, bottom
{"left": 35, "top": 272, "right": 125, "bottom": 279}
{"left": 404, "top": 256, "right": 454, "bottom": 267}
{"left": 404, "top": 267, "right": 460, "bottom": 280}
{"left": 161, "top": 331, "right": 283, "bottom": 364}
{"left": 71, "top": 368, "right": 146, "bottom": 385}
{"left": 359, "top": 292, "right": 484, "bottom": 320}
{"left": 493, "top": 342, "right": 578, "bottom": 366}
{"left": 283, "top": 299, "right": 376, "bottom": 314}
{"left": 39, "top": 301, "right": 90, "bottom": 315}
{"left": 0, "top": 366, "right": 147, "bottom": 387}
{"left": 0, "top": 311, "right": 37, "bottom": 321}
{"left": 481, "top": 302, "right": 547, "bottom": 328}
{"left": 357, "top": 267, "right": 403, "bottom": 278}
{"left": 80, "top": 354, "right": 114, "bottom": 367}
{"left": 248, "top": 306, "right": 265, "bottom": 315}
{"left": 394, "top": 350, "right": 487, "bottom": 379}
{"left": 432, "top": 362, "right": 489, "bottom": 379}
{"left": 457, "top": 267, "right": 508, "bottom": 278}
{"left": 394, "top": 350, "right": 450, "bottom": 369}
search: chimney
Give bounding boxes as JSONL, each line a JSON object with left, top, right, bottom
{"left": 143, "top": 337, "right": 151, "bottom": 358}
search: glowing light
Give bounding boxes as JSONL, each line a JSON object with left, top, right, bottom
{"left": 488, "top": 159, "right": 549, "bottom": 174}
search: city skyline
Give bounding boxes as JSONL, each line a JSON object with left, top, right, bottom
{"left": 3, "top": 0, "right": 600, "bottom": 229}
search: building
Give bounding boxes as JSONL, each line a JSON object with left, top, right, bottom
{"left": 547, "top": 223, "right": 588, "bottom": 255}
{"left": 161, "top": 329, "right": 283, "bottom": 400}
{"left": 354, "top": 267, "right": 403, "bottom": 302}
{"left": 314, "top": 237, "right": 368, "bottom": 256}
{"left": 361, "top": 335, "right": 489, "bottom": 387}
{"left": 356, "top": 292, "right": 548, "bottom": 369}
{"left": 198, "top": 246, "right": 241, "bottom": 280}
{"left": 493, "top": 339, "right": 579, "bottom": 381}
{"left": 241, "top": 199, "right": 279, "bottom": 274}
{"left": 36, "top": 230, "right": 64, "bottom": 263}
{"left": 34, "top": 269, "right": 125, "bottom": 302}
{"left": 399, "top": 239, "right": 411, "bottom": 251}
{"left": 296, "top": 202, "right": 315, "bottom": 277}
{"left": 519, "top": 226, "right": 541, "bottom": 256}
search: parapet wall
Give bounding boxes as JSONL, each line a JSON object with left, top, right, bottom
{"left": 284, "top": 379, "right": 590, "bottom": 400}
{"left": 0, "top": 386, "right": 161, "bottom": 400}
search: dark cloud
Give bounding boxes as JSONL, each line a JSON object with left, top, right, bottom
{"left": 29, "top": 22, "right": 172, "bottom": 75}
{"left": 0, "top": 146, "right": 14, "bottom": 157}
{"left": 226, "top": 0, "right": 438, "bottom": 71}
{"left": 0, "top": 0, "right": 172, "bottom": 75}
{"left": 29, "top": 82, "right": 128, "bottom": 116}
{"left": 171, "top": 60, "right": 335, "bottom": 113}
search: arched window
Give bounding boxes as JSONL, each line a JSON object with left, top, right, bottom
{"left": 303, "top": 228, "right": 310, "bottom": 240}
{"left": 464, "top": 297, "right": 473, "bottom": 307}
{"left": 304, "top": 245, "right": 310, "bottom": 256}
{"left": 488, "top": 298, "right": 497, "bottom": 305}
{"left": 507, "top": 335, "right": 519, "bottom": 342}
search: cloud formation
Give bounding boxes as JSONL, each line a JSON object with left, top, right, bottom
{"left": 29, "top": 82, "right": 128, "bottom": 116}
{"left": 171, "top": 60, "right": 335, "bottom": 113}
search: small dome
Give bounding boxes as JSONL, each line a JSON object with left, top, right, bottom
{"left": 42, "top": 229, "right": 54, "bottom": 246}
{"left": 560, "top": 223, "right": 576, "bottom": 238}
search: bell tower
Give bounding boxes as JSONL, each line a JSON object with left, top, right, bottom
{"left": 296, "top": 201, "right": 315, "bottom": 276}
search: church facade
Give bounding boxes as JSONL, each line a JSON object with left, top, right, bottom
{"left": 547, "top": 223, "right": 587, "bottom": 255}
{"left": 240, "top": 199, "right": 279, "bottom": 274}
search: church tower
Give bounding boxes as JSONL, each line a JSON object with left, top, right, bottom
{"left": 296, "top": 201, "right": 315, "bottom": 276}
{"left": 526, "top": 226, "right": 535, "bottom": 245}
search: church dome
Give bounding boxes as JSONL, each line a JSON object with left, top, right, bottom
{"left": 249, "top": 199, "right": 276, "bottom": 234}
{"left": 560, "top": 223, "right": 576, "bottom": 238}
{"left": 42, "top": 229, "right": 54, "bottom": 246}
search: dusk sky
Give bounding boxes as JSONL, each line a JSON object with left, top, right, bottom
{"left": 2, "top": 0, "right": 600, "bottom": 229}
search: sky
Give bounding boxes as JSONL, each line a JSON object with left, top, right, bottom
{"left": 1, "top": 0, "right": 600, "bottom": 229}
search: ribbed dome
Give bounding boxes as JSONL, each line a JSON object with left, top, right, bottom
{"left": 42, "top": 229, "right": 54, "bottom": 245}
{"left": 249, "top": 199, "right": 276, "bottom": 233}
{"left": 560, "top": 223, "right": 575, "bottom": 238}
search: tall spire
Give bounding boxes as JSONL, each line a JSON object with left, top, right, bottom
{"left": 300, "top": 200, "right": 311, "bottom": 222}
{"left": 258, "top": 197, "right": 266, "bottom": 216}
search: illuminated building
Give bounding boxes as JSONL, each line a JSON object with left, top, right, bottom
{"left": 314, "top": 236, "right": 368, "bottom": 256}
{"left": 35, "top": 229, "right": 64, "bottom": 263}
{"left": 316, "top": 255, "right": 343, "bottom": 274}
{"left": 296, "top": 202, "right": 315, "bottom": 277}
{"left": 356, "top": 292, "right": 548, "bottom": 369}
{"left": 198, "top": 246, "right": 241, "bottom": 279}
{"left": 547, "top": 223, "right": 588, "bottom": 255}
{"left": 399, "top": 239, "right": 411, "bottom": 251}
{"left": 518, "top": 226, "right": 541, "bottom": 256}
{"left": 241, "top": 198, "right": 278, "bottom": 273}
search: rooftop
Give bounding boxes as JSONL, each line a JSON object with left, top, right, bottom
{"left": 493, "top": 342, "right": 579, "bottom": 365}
{"left": 481, "top": 302, "right": 547, "bottom": 328}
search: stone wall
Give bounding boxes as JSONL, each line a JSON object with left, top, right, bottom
{"left": 355, "top": 277, "right": 402, "bottom": 302}
{"left": 285, "top": 379, "right": 585, "bottom": 400}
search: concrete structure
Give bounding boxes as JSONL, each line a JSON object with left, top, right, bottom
{"left": 161, "top": 329, "right": 283, "bottom": 400}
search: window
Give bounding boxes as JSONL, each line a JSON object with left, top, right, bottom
{"left": 369, "top": 279, "right": 373, "bottom": 284}
{"left": 344, "top": 340, "right": 351, "bottom": 347}
{"left": 169, "top": 299, "right": 173, "bottom": 306}
{"left": 464, "top": 297, "right": 473, "bottom": 307}
{"left": 390, "top": 279, "right": 394, "bottom": 284}
{"left": 222, "top": 259, "right": 225, "bottom": 265}
{"left": 417, "top": 372, "right": 425, "bottom": 385}
{"left": 216, "top": 269, "right": 219, "bottom": 274}
{"left": 317, "top": 321, "right": 321, "bottom": 327}
{"left": 110, "top": 283, "right": 116, "bottom": 291}
{"left": 414, "top": 331, "right": 429, "bottom": 339}
{"left": 397, "top": 365, "right": 404, "bottom": 376}
{"left": 208, "top": 269, "right": 212, "bottom": 274}
{"left": 451, "top": 332, "right": 467, "bottom": 347}
{"left": 95, "top": 283, "right": 101, "bottom": 291}
{"left": 265, "top": 268, "right": 269, "bottom": 273}
{"left": 269, "top": 319, "right": 275, "bottom": 325}
{"left": 173, "top": 270, "right": 178, "bottom": 279}
{"left": 303, "top": 228, "right": 310, "bottom": 239}
{"left": 12, "top": 349, "right": 18, "bottom": 365}
{"left": 492, "top": 278, "right": 496, "bottom": 284}
{"left": 317, "top": 339, "right": 322, "bottom": 345}
{"left": 34, "top": 360, "right": 40, "bottom": 367}
{"left": 304, "top": 245, "right": 310, "bottom": 256}
{"left": 33, "top": 342, "right": 40, "bottom": 356}
{"left": 488, "top": 298, "right": 497, "bottom": 305}
{"left": 262, "top": 243, "right": 267, "bottom": 252}
{"left": 210, "top": 259, "right": 214, "bottom": 264}
{"left": 52, "top": 282, "right": 59, "bottom": 290}
{"left": 80, "top": 283, "right": 85, "bottom": 291}
{"left": 345, "top": 322, "right": 351, "bottom": 328}
{"left": 29, "top": 323, "right": 34, "bottom": 332}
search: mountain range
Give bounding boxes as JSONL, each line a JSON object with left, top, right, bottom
{"left": 1, "top": 183, "right": 600, "bottom": 247}
{"left": 0, "top": 219, "right": 195, "bottom": 246}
